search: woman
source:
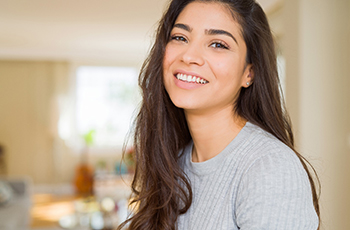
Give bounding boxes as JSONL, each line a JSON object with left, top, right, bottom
{"left": 119, "top": 0, "right": 320, "bottom": 229}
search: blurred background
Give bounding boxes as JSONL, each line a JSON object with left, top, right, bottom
{"left": 0, "top": 0, "right": 349, "bottom": 229}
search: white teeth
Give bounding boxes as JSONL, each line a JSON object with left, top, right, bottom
{"left": 176, "top": 73, "right": 208, "bottom": 84}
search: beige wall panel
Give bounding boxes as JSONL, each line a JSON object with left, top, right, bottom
{"left": 0, "top": 61, "right": 69, "bottom": 184}
{"left": 284, "top": 0, "right": 350, "bottom": 229}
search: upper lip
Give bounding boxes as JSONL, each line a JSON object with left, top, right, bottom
{"left": 173, "top": 69, "right": 209, "bottom": 82}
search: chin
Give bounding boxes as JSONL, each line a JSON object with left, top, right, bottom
{"left": 169, "top": 96, "right": 197, "bottom": 110}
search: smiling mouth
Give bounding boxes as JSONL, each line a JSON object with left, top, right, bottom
{"left": 175, "top": 73, "right": 209, "bottom": 84}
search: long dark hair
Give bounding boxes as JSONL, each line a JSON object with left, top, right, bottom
{"left": 118, "top": 0, "right": 320, "bottom": 229}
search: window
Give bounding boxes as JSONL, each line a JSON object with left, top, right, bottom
{"left": 75, "top": 66, "right": 140, "bottom": 147}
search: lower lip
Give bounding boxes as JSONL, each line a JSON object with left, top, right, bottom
{"left": 174, "top": 76, "right": 207, "bottom": 90}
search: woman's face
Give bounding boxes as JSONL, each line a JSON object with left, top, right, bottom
{"left": 163, "top": 1, "right": 252, "bottom": 115}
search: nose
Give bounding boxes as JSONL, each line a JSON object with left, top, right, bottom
{"left": 181, "top": 43, "right": 205, "bottom": 66}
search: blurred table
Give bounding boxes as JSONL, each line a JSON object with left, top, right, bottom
{"left": 30, "top": 175, "right": 132, "bottom": 229}
{"left": 31, "top": 193, "right": 78, "bottom": 228}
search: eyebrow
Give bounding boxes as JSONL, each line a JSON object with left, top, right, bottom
{"left": 173, "top": 23, "right": 192, "bottom": 32}
{"left": 205, "top": 29, "right": 238, "bottom": 45}
{"left": 173, "top": 23, "right": 238, "bottom": 45}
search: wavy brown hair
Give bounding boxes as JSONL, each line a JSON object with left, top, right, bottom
{"left": 118, "top": 0, "right": 320, "bottom": 229}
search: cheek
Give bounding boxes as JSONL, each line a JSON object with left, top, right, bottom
{"left": 163, "top": 54, "right": 170, "bottom": 69}
{"left": 163, "top": 47, "right": 173, "bottom": 86}
{"left": 212, "top": 55, "right": 245, "bottom": 81}
{"left": 164, "top": 44, "right": 172, "bottom": 59}
{"left": 163, "top": 53, "right": 170, "bottom": 74}
{"left": 163, "top": 50, "right": 172, "bottom": 74}
{"left": 164, "top": 44, "right": 179, "bottom": 64}
{"left": 210, "top": 58, "right": 235, "bottom": 80}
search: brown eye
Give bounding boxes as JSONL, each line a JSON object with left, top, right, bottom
{"left": 210, "top": 42, "right": 229, "bottom": 49}
{"left": 171, "top": 35, "right": 188, "bottom": 43}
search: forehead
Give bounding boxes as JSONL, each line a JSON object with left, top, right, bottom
{"left": 175, "top": 2, "right": 243, "bottom": 34}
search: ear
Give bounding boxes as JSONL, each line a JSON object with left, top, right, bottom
{"left": 242, "top": 64, "right": 254, "bottom": 88}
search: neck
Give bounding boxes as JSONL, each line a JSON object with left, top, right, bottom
{"left": 185, "top": 107, "right": 246, "bottom": 162}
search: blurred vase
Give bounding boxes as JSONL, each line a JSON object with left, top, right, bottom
{"left": 74, "top": 147, "right": 94, "bottom": 196}
{"left": 74, "top": 163, "right": 94, "bottom": 196}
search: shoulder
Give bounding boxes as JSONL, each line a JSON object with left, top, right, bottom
{"left": 238, "top": 122, "right": 302, "bottom": 172}
{"left": 234, "top": 123, "right": 319, "bottom": 229}
{"left": 237, "top": 122, "right": 311, "bottom": 201}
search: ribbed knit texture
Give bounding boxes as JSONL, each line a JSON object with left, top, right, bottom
{"left": 177, "top": 122, "right": 319, "bottom": 230}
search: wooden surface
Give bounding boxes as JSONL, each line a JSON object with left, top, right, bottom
{"left": 30, "top": 194, "right": 78, "bottom": 228}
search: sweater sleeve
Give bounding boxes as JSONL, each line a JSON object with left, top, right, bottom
{"left": 235, "top": 149, "right": 319, "bottom": 230}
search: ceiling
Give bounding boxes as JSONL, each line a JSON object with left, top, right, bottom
{"left": 0, "top": 0, "right": 280, "bottom": 65}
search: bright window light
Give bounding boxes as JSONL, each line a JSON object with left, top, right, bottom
{"left": 76, "top": 66, "right": 140, "bottom": 147}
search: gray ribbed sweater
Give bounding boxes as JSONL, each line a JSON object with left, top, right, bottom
{"left": 177, "top": 122, "right": 319, "bottom": 230}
